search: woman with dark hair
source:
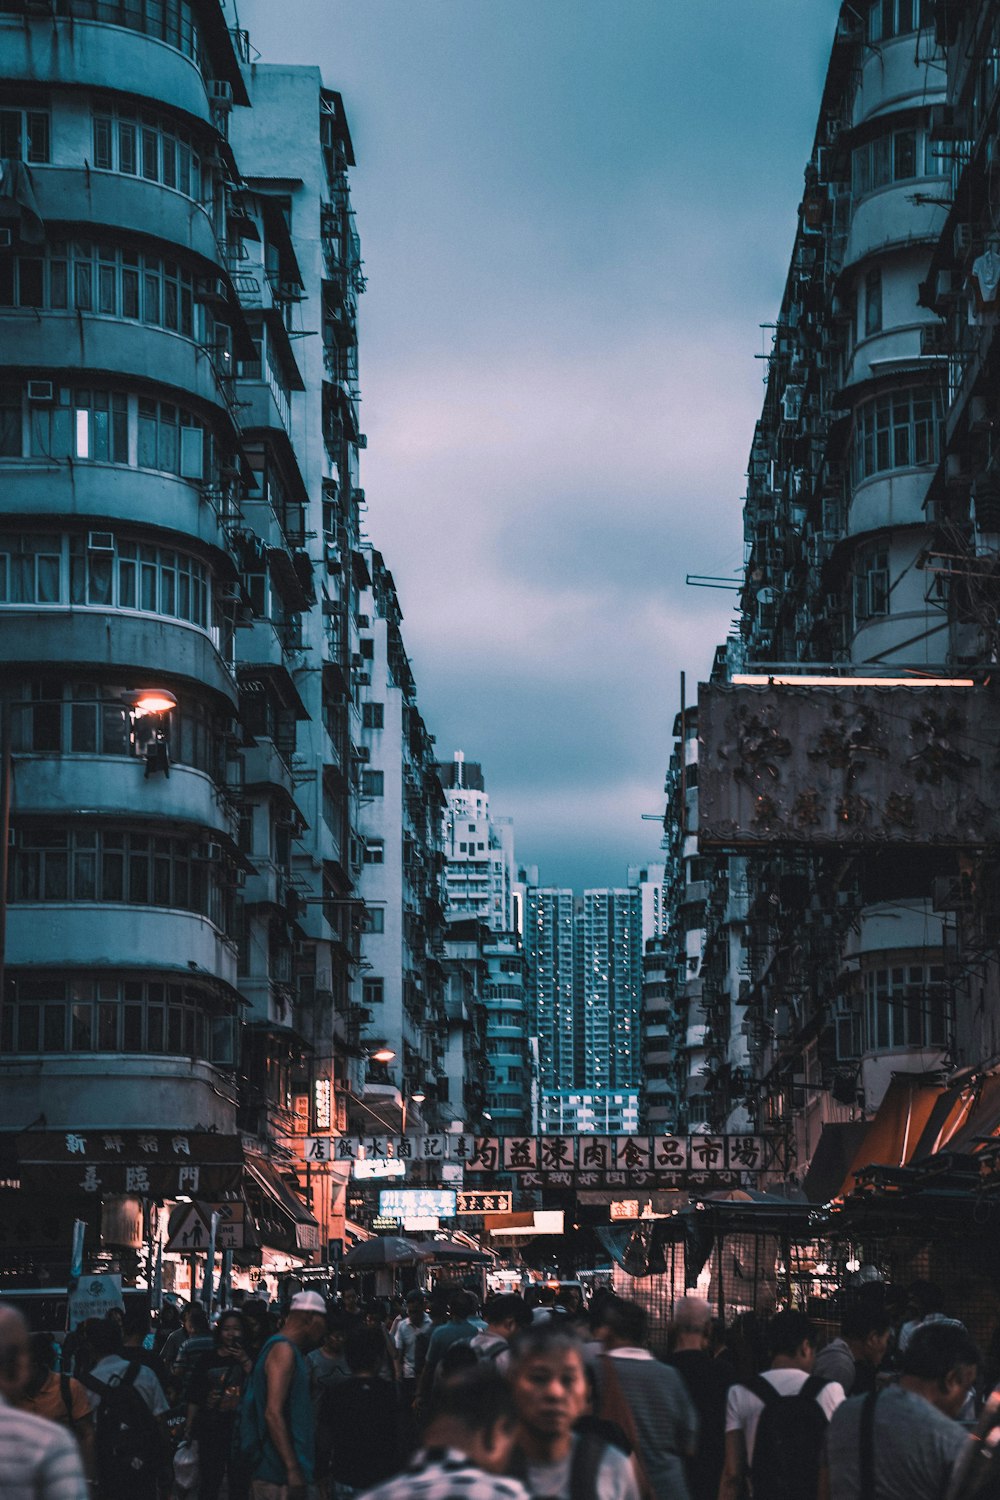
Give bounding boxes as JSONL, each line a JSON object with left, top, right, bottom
{"left": 184, "top": 1310, "right": 254, "bottom": 1500}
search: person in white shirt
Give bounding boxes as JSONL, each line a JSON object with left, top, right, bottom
{"left": 0, "top": 1303, "right": 88, "bottom": 1500}
{"left": 719, "top": 1310, "right": 844, "bottom": 1500}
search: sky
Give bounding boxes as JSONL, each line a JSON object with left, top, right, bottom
{"left": 235, "top": 0, "right": 841, "bottom": 890}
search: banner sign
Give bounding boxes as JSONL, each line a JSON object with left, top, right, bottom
{"left": 68, "top": 1273, "right": 124, "bottom": 1330}
{"left": 457, "top": 1191, "right": 512, "bottom": 1214}
{"left": 18, "top": 1131, "right": 244, "bottom": 1197}
{"left": 698, "top": 682, "right": 998, "bottom": 847}
{"left": 303, "top": 1135, "right": 763, "bottom": 1187}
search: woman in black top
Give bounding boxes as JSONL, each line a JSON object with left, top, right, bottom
{"left": 184, "top": 1310, "right": 254, "bottom": 1500}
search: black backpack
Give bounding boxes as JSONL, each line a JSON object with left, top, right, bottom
{"left": 746, "top": 1373, "right": 830, "bottom": 1500}
{"left": 80, "top": 1361, "right": 165, "bottom": 1496}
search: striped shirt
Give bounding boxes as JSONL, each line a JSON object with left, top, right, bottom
{"left": 0, "top": 1393, "right": 89, "bottom": 1500}
{"left": 358, "top": 1446, "right": 531, "bottom": 1500}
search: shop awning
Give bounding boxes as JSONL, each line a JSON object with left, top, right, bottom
{"left": 244, "top": 1153, "right": 319, "bottom": 1254}
{"left": 838, "top": 1075, "right": 946, "bottom": 1198}
{"left": 14, "top": 1130, "right": 244, "bottom": 1198}
{"left": 910, "top": 1070, "right": 1000, "bottom": 1159}
{"left": 803, "top": 1122, "right": 869, "bottom": 1204}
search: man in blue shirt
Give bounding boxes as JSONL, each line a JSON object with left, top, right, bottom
{"left": 245, "top": 1291, "right": 327, "bottom": 1500}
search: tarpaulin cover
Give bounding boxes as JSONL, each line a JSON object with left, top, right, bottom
{"left": 839, "top": 1076, "right": 945, "bottom": 1197}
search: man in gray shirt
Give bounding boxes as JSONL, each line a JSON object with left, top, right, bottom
{"left": 820, "top": 1322, "right": 980, "bottom": 1500}
{"left": 593, "top": 1294, "right": 698, "bottom": 1500}
{"left": 814, "top": 1301, "right": 892, "bottom": 1396}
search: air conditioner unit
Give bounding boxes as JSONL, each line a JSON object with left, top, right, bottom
{"left": 353, "top": 746, "right": 370, "bottom": 762}
{"left": 0, "top": 229, "right": 12, "bottom": 251}
{"left": 27, "top": 380, "right": 54, "bottom": 403}
{"left": 209, "top": 80, "right": 234, "bottom": 111}
{"left": 87, "top": 530, "right": 115, "bottom": 552}
{"left": 356, "top": 614, "right": 371, "bottom": 628}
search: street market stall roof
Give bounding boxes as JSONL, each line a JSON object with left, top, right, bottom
{"left": 837, "top": 1074, "right": 947, "bottom": 1198}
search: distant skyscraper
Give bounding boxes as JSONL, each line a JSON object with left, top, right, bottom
{"left": 576, "top": 889, "right": 643, "bottom": 1091}
{"left": 523, "top": 887, "right": 576, "bottom": 1092}
{"left": 439, "top": 751, "right": 515, "bottom": 932}
{"left": 628, "top": 863, "right": 667, "bottom": 947}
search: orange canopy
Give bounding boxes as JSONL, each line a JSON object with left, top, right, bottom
{"left": 838, "top": 1074, "right": 946, "bottom": 1197}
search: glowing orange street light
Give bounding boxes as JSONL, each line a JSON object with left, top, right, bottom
{"left": 369, "top": 1044, "right": 396, "bottom": 1065}
{"left": 124, "top": 688, "right": 178, "bottom": 715}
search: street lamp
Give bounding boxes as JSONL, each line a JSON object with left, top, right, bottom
{"left": 123, "top": 688, "right": 179, "bottom": 715}
{"left": 121, "top": 688, "right": 177, "bottom": 779}
{"left": 369, "top": 1044, "right": 396, "bottom": 1065}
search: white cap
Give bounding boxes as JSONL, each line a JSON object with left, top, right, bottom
{"left": 289, "top": 1291, "right": 327, "bottom": 1314}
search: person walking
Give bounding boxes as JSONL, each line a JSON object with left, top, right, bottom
{"left": 418, "top": 1288, "right": 483, "bottom": 1400}
{"left": 665, "top": 1296, "right": 733, "bottom": 1500}
{"left": 320, "top": 1325, "right": 405, "bottom": 1497}
{"left": 814, "top": 1301, "right": 892, "bottom": 1397}
{"left": 0, "top": 1305, "right": 88, "bottom": 1500}
{"left": 356, "top": 1364, "right": 530, "bottom": 1500}
{"left": 592, "top": 1294, "right": 698, "bottom": 1500}
{"left": 14, "top": 1333, "right": 95, "bottom": 1478}
{"left": 184, "top": 1309, "right": 254, "bottom": 1500}
{"left": 240, "top": 1289, "right": 327, "bottom": 1500}
{"left": 394, "top": 1290, "right": 432, "bottom": 1407}
{"left": 820, "top": 1322, "right": 980, "bottom": 1500}
{"left": 78, "top": 1315, "right": 170, "bottom": 1500}
{"left": 507, "top": 1324, "right": 640, "bottom": 1500}
{"left": 469, "top": 1294, "right": 527, "bottom": 1372}
{"left": 719, "top": 1310, "right": 844, "bottom": 1500}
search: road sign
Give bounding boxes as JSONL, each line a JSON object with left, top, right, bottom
{"left": 204, "top": 1202, "right": 245, "bottom": 1250}
{"left": 456, "top": 1191, "right": 512, "bottom": 1215}
{"left": 165, "top": 1204, "right": 213, "bottom": 1253}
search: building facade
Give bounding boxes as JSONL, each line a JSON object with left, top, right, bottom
{"left": 439, "top": 751, "right": 515, "bottom": 932}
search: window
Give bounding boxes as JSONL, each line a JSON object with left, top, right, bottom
{"left": 10, "top": 824, "right": 231, "bottom": 930}
{"left": 0, "top": 108, "right": 50, "bottom": 164}
{"left": 9, "top": 678, "right": 222, "bottom": 775}
{"left": 0, "top": 972, "right": 236, "bottom": 1062}
{"left": 866, "top": 0, "right": 929, "bottom": 42}
{"left": 363, "top": 907, "right": 385, "bottom": 933}
{"left": 0, "top": 243, "right": 198, "bottom": 337}
{"left": 852, "top": 123, "right": 944, "bottom": 199}
{"left": 852, "top": 386, "right": 942, "bottom": 484}
{"left": 864, "top": 268, "right": 882, "bottom": 337}
{"left": 362, "top": 978, "right": 384, "bottom": 1007}
{"left": 863, "top": 963, "right": 948, "bottom": 1051}
{"left": 361, "top": 769, "right": 384, "bottom": 797}
{"left": 92, "top": 106, "right": 203, "bottom": 198}
{"left": 2, "top": 382, "right": 209, "bottom": 478}
{"left": 0, "top": 532, "right": 211, "bottom": 632}
{"left": 363, "top": 703, "right": 384, "bottom": 729}
{"left": 363, "top": 839, "right": 384, "bottom": 865}
{"left": 853, "top": 544, "right": 890, "bottom": 623}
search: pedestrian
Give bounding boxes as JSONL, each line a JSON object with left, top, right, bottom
{"left": 13, "top": 1331, "right": 95, "bottom": 1478}
{"left": 665, "top": 1296, "right": 733, "bottom": 1500}
{"left": 419, "top": 1288, "right": 484, "bottom": 1395}
{"left": 356, "top": 1364, "right": 531, "bottom": 1500}
{"left": 507, "top": 1324, "right": 640, "bottom": 1500}
{"left": 320, "top": 1324, "right": 405, "bottom": 1496}
{"left": 820, "top": 1321, "right": 980, "bottom": 1500}
{"left": 363, "top": 1298, "right": 399, "bottom": 1383}
{"left": 121, "top": 1302, "right": 169, "bottom": 1387}
{"left": 814, "top": 1299, "right": 892, "bottom": 1397}
{"left": 469, "top": 1294, "right": 527, "bottom": 1372}
{"left": 183, "top": 1309, "right": 254, "bottom": 1500}
{"left": 0, "top": 1304, "right": 88, "bottom": 1500}
{"left": 591, "top": 1294, "right": 697, "bottom": 1500}
{"left": 170, "top": 1302, "right": 216, "bottom": 1402}
{"left": 76, "top": 1315, "right": 170, "bottom": 1500}
{"left": 307, "top": 1307, "right": 352, "bottom": 1403}
{"left": 159, "top": 1301, "right": 193, "bottom": 1373}
{"left": 394, "top": 1291, "right": 433, "bottom": 1408}
{"left": 718, "top": 1309, "right": 844, "bottom": 1500}
{"left": 239, "top": 1288, "right": 327, "bottom": 1500}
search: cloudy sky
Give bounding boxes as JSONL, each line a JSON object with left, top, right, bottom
{"left": 236, "top": 0, "right": 840, "bottom": 890}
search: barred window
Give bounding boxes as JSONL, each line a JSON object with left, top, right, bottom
{"left": 361, "top": 769, "right": 384, "bottom": 797}
{"left": 852, "top": 387, "right": 942, "bottom": 484}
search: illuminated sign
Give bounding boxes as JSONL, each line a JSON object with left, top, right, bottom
{"left": 353, "top": 1158, "right": 406, "bottom": 1179}
{"left": 457, "top": 1191, "right": 512, "bottom": 1214}
{"left": 379, "top": 1188, "right": 456, "bottom": 1219}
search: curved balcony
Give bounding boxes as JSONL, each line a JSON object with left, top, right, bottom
{"left": 844, "top": 898, "right": 943, "bottom": 958}
{"left": 1, "top": 17, "right": 212, "bottom": 124}
{"left": 6, "top": 902, "right": 237, "bottom": 984}
{"left": 3, "top": 462, "right": 226, "bottom": 553}
{"left": 12, "top": 756, "right": 235, "bottom": 839}
{"left": 0, "top": 610, "right": 236, "bottom": 704}
{"left": 844, "top": 323, "right": 939, "bottom": 390}
{"left": 851, "top": 607, "right": 939, "bottom": 665}
{"left": 848, "top": 469, "right": 933, "bottom": 536}
{"left": 4, "top": 312, "right": 225, "bottom": 412}
{"left": 32, "top": 167, "right": 219, "bottom": 265}
{"left": 0, "top": 1053, "right": 236, "bottom": 1132}
{"left": 853, "top": 40, "right": 945, "bottom": 127}
{"left": 842, "top": 187, "right": 946, "bottom": 275}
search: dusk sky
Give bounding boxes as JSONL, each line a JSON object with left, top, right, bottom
{"left": 237, "top": 0, "right": 840, "bottom": 890}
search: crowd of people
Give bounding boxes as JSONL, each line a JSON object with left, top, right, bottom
{"left": 3, "top": 1275, "right": 1000, "bottom": 1500}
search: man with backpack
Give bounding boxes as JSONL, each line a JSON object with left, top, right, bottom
{"left": 719, "top": 1310, "right": 844, "bottom": 1500}
{"left": 77, "top": 1315, "right": 169, "bottom": 1500}
{"left": 820, "top": 1321, "right": 979, "bottom": 1500}
{"left": 469, "top": 1294, "right": 528, "bottom": 1372}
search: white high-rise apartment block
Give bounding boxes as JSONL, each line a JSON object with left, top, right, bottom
{"left": 439, "top": 751, "right": 515, "bottom": 932}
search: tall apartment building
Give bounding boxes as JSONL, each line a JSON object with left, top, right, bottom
{"left": 673, "top": 0, "right": 988, "bottom": 1185}
{"left": 523, "top": 886, "right": 576, "bottom": 1093}
{"left": 353, "top": 546, "right": 448, "bottom": 1125}
{"left": 575, "top": 888, "right": 642, "bottom": 1091}
{"left": 0, "top": 6, "right": 445, "bottom": 1281}
{"left": 439, "top": 751, "right": 515, "bottom": 932}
